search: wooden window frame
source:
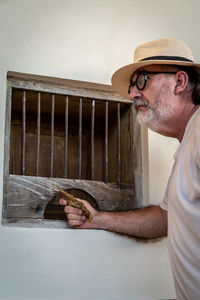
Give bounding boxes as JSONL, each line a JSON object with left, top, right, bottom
{"left": 2, "top": 71, "right": 144, "bottom": 228}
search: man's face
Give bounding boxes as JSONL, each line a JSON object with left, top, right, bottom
{"left": 129, "top": 65, "right": 177, "bottom": 132}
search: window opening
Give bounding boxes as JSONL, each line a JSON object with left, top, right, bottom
{"left": 10, "top": 88, "right": 132, "bottom": 184}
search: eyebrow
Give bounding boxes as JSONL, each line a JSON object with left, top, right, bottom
{"left": 136, "top": 69, "right": 145, "bottom": 73}
{"left": 136, "top": 69, "right": 148, "bottom": 74}
{"left": 130, "top": 70, "right": 146, "bottom": 81}
{"left": 132, "top": 69, "right": 147, "bottom": 77}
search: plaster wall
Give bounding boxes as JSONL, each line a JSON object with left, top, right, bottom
{"left": 1, "top": 0, "right": 199, "bottom": 299}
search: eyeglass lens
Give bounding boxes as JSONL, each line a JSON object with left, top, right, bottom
{"left": 128, "top": 73, "right": 146, "bottom": 94}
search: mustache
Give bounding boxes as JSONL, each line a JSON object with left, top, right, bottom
{"left": 133, "top": 98, "right": 150, "bottom": 109}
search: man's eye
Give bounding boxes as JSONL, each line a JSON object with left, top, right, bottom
{"left": 137, "top": 75, "right": 144, "bottom": 86}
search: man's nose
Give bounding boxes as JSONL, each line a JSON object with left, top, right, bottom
{"left": 128, "top": 85, "right": 142, "bottom": 100}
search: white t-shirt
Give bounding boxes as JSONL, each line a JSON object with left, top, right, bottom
{"left": 161, "top": 107, "right": 200, "bottom": 300}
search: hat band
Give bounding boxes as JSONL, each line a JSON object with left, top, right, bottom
{"left": 140, "top": 55, "right": 194, "bottom": 62}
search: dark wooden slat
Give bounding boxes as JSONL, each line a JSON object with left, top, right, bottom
{"left": 105, "top": 101, "right": 108, "bottom": 183}
{"left": 79, "top": 98, "right": 82, "bottom": 179}
{"left": 50, "top": 94, "right": 55, "bottom": 177}
{"left": 36, "top": 92, "right": 41, "bottom": 176}
{"left": 117, "top": 102, "right": 121, "bottom": 187}
{"left": 91, "top": 100, "right": 95, "bottom": 180}
{"left": 22, "top": 90, "right": 26, "bottom": 175}
{"left": 64, "top": 96, "right": 69, "bottom": 178}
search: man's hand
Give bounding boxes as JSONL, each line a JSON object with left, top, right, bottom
{"left": 59, "top": 197, "right": 98, "bottom": 229}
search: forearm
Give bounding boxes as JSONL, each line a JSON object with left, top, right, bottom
{"left": 93, "top": 206, "right": 167, "bottom": 238}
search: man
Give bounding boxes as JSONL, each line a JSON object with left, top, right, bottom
{"left": 60, "top": 38, "right": 200, "bottom": 299}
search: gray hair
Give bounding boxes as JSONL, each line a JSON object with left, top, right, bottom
{"left": 180, "top": 66, "right": 200, "bottom": 105}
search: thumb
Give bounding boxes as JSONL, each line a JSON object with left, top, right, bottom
{"left": 59, "top": 198, "right": 68, "bottom": 206}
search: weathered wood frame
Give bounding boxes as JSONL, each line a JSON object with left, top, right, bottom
{"left": 2, "top": 72, "right": 144, "bottom": 228}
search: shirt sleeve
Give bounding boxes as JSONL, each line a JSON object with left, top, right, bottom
{"left": 160, "top": 191, "right": 168, "bottom": 211}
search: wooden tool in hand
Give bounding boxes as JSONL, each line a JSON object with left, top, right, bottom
{"left": 58, "top": 186, "right": 92, "bottom": 222}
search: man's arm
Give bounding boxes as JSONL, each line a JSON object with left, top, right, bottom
{"left": 96, "top": 206, "right": 167, "bottom": 238}
{"left": 59, "top": 199, "right": 167, "bottom": 239}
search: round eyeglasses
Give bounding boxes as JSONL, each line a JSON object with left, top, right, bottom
{"left": 128, "top": 71, "right": 177, "bottom": 94}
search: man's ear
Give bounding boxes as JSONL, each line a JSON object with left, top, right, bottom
{"left": 174, "top": 71, "right": 189, "bottom": 95}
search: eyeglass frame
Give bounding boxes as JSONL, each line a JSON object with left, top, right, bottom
{"left": 128, "top": 71, "right": 177, "bottom": 95}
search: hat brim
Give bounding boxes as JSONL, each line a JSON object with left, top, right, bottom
{"left": 111, "top": 60, "right": 200, "bottom": 99}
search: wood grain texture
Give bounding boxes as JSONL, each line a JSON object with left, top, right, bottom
{"left": 3, "top": 174, "right": 138, "bottom": 227}
{"left": 7, "top": 72, "right": 132, "bottom": 103}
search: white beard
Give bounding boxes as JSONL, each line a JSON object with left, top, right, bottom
{"left": 136, "top": 83, "right": 175, "bottom": 131}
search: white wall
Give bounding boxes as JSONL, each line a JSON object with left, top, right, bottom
{"left": 1, "top": 0, "right": 200, "bottom": 299}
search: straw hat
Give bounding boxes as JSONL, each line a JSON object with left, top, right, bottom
{"left": 111, "top": 38, "right": 200, "bottom": 98}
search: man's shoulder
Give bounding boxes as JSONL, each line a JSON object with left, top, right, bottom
{"left": 185, "top": 106, "right": 200, "bottom": 138}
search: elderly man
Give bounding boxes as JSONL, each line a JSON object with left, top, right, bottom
{"left": 60, "top": 38, "right": 200, "bottom": 299}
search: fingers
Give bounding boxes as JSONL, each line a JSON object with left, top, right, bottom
{"left": 67, "top": 213, "right": 86, "bottom": 227}
{"left": 59, "top": 197, "right": 95, "bottom": 228}
{"left": 60, "top": 200, "right": 87, "bottom": 227}
{"left": 64, "top": 205, "right": 83, "bottom": 216}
